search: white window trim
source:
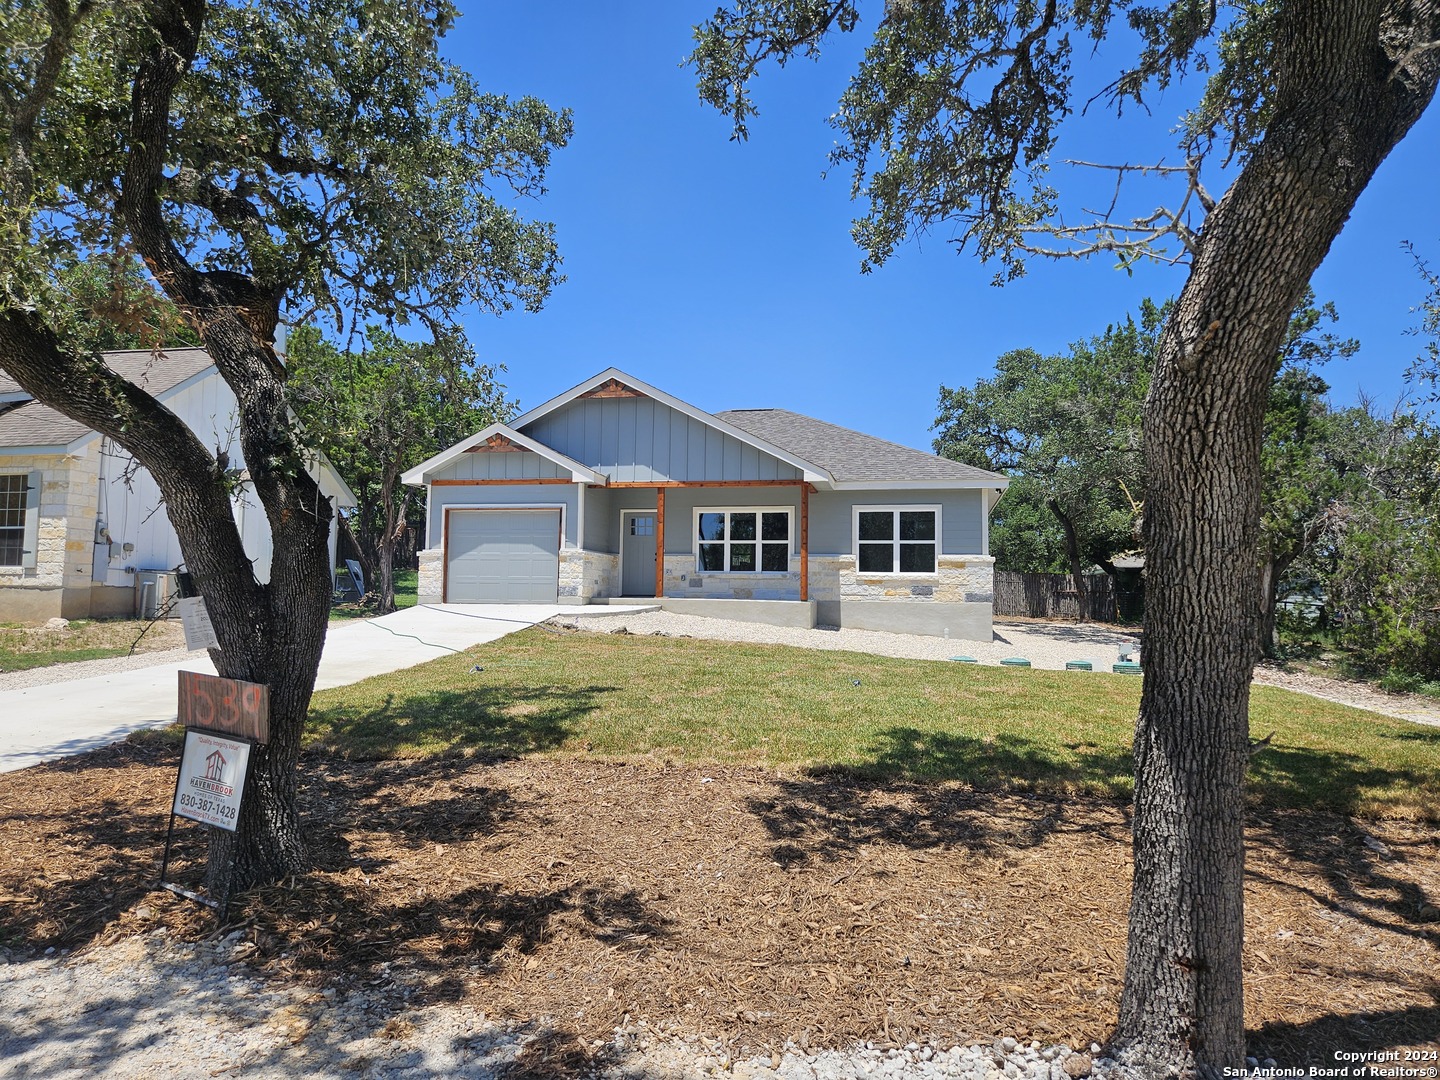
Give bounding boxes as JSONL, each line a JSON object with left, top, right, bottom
{"left": 852, "top": 504, "right": 942, "bottom": 576}
{"left": 0, "top": 470, "right": 40, "bottom": 571}
{"left": 693, "top": 505, "right": 795, "bottom": 574}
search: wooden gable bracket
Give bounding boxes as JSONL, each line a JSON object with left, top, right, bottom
{"left": 466, "top": 433, "right": 528, "bottom": 453}
{"left": 580, "top": 377, "right": 644, "bottom": 400}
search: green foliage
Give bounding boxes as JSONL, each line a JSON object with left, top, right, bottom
{"left": 1323, "top": 416, "right": 1440, "bottom": 680}
{"left": 1407, "top": 241, "right": 1440, "bottom": 401}
{"left": 3, "top": 0, "right": 571, "bottom": 342}
{"left": 47, "top": 258, "right": 202, "bottom": 354}
{"left": 288, "top": 325, "right": 513, "bottom": 611}
{"left": 933, "top": 300, "right": 1162, "bottom": 574}
{"left": 938, "top": 290, "right": 1361, "bottom": 603}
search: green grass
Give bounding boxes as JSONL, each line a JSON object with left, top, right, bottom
{"left": 329, "top": 569, "right": 418, "bottom": 621}
{"left": 0, "top": 644, "right": 129, "bottom": 671}
{"left": 0, "top": 617, "right": 183, "bottom": 672}
{"left": 305, "top": 628, "right": 1440, "bottom": 821}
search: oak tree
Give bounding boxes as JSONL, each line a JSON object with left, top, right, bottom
{"left": 691, "top": 1, "right": 1440, "bottom": 1072}
{"left": 932, "top": 305, "right": 1158, "bottom": 601}
{"left": 0, "top": 0, "right": 569, "bottom": 891}
{"left": 287, "top": 326, "right": 516, "bottom": 615}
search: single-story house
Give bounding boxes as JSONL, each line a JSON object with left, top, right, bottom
{"left": 402, "top": 369, "right": 1008, "bottom": 640}
{"left": 0, "top": 348, "right": 356, "bottom": 622}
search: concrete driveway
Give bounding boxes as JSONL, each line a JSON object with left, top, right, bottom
{"left": 0, "top": 603, "right": 629, "bottom": 774}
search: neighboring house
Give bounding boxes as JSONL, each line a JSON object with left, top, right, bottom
{"left": 403, "top": 369, "right": 1008, "bottom": 640}
{"left": 0, "top": 348, "right": 357, "bottom": 622}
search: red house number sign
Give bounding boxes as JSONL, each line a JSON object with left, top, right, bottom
{"left": 177, "top": 670, "right": 270, "bottom": 744}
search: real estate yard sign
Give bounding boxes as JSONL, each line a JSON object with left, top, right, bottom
{"left": 172, "top": 729, "right": 250, "bottom": 831}
{"left": 160, "top": 671, "right": 270, "bottom": 916}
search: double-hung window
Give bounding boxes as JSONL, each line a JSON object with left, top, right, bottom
{"left": 0, "top": 474, "right": 30, "bottom": 567}
{"left": 856, "top": 506, "right": 939, "bottom": 574}
{"left": 696, "top": 508, "right": 792, "bottom": 573}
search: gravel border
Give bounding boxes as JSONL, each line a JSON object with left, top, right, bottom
{"left": 556, "top": 610, "right": 1142, "bottom": 672}
{"left": 0, "top": 931, "right": 1152, "bottom": 1080}
{"left": 555, "top": 610, "right": 1440, "bottom": 728}
{"left": 0, "top": 646, "right": 196, "bottom": 693}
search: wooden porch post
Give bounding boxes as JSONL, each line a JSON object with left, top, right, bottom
{"left": 800, "top": 483, "right": 809, "bottom": 602}
{"left": 655, "top": 487, "right": 666, "bottom": 599}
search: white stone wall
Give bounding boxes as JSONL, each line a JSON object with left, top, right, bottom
{"left": 559, "top": 549, "right": 617, "bottom": 600}
{"left": 1, "top": 448, "right": 100, "bottom": 591}
{"left": 662, "top": 554, "right": 803, "bottom": 601}
{"left": 416, "top": 547, "right": 443, "bottom": 602}
{"left": 808, "top": 553, "right": 995, "bottom": 603}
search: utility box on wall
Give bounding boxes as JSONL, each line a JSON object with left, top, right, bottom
{"left": 135, "top": 570, "right": 180, "bottom": 619}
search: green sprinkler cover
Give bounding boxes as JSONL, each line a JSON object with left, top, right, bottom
{"left": 1000, "top": 657, "right": 1032, "bottom": 667}
{"left": 1065, "top": 660, "right": 1093, "bottom": 671}
{"left": 1113, "top": 661, "right": 1143, "bottom": 674}
{"left": 948, "top": 656, "right": 978, "bottom": 663}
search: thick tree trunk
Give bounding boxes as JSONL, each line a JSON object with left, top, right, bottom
{"left": 1112, "top": 4, "right": 1440, "bottom": 1074}
{"left": 1, "top": 0, "right": 339, "bottom": 894}
{"left": 376, "top": 471, "right": 399, "bottom": 615}
{"left": 1048, "top": 499, "right": 1088, "bottom": 621}
{"left": 1257, "top": 559, "right": 1281, "bottom": 660}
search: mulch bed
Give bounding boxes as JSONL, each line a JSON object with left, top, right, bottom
{"left": 1, "top": 740, "right": 1436, "bottom": 1068}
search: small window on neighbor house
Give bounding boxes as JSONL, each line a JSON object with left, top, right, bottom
{"left": 0, "top": 474, "right": 27, "bottom": 566}
{"left": 856, "top": 507, "right": 938, "bottom": 574}
{"left": 694, "top": 508, "right": 792, "bottom": 573}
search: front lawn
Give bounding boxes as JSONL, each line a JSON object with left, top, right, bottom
{"left": 306, "top": 626, "right": 1440, "bottom": 821}
{"left": 0, "top": 618, "right": 185, "bottom": 672}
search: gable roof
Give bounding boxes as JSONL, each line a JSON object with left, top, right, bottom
{"left": 0, "top": 348, "right": 217, "bottom": 451}
{"left": 511, "top": 369, "right": 832, "bottom": 484}
{"left": 401, "top": 421, "right": 608, "bottom": 486}
{"left": 716, "top": 409, "right": 1008, "bottom": 488}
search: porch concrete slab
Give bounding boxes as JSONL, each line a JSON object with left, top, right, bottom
{"left": 0, "top": 603, "right": 570, "bottom": 774}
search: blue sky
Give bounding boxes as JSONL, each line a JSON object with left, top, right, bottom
{"left": 445, "top": 3, "right": 1440, "bottom": 451}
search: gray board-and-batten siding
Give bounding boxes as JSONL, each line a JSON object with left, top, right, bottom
{"left": 429, "top": 479, "right": 985, "bottom": 558}
{"left": 519, "top": 395, "right": 804, "bottom": 484}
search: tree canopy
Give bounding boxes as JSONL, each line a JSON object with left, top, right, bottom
{"left": 932, "top": 301, "right": 1160, "bottom": 587}
{"left": 288, "top": 325, "right": 516, "bottom": 614}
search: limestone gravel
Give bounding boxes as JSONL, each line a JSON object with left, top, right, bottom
{"left": 0, "top": 932, "right": 1155, "bottom": 1080}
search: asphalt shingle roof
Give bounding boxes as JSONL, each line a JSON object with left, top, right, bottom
{"left": 716, "top": 408, "right": 1006, "bottom": 484}
{"left": 0, "top": 348, "right": 214, "bottom": 449}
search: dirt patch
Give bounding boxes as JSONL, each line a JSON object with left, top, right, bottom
{"left": 1, "top": 743, "right": 1435, "bottom": 1066}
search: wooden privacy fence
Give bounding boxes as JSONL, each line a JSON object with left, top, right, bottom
{"left": 993, "top": 570, "right": 1140, "bottom": 623}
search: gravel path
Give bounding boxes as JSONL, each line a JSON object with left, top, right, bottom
{"left": 0, "top": 646, "right": 195, "bottom": 693}
{"left": 558, "top": 610, "right": 1143, "bottom": 672}
{"left": 0, "top": 931, "right": 1152, "bottom": 1080}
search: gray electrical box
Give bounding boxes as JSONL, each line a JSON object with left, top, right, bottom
{"left": 135, "top": 570, "right": 180, "bottom": 619}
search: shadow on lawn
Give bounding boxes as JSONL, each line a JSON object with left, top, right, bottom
{"left": 1247, "top": 735, "right": 1440, "bottom": 819}
{"left": 305, "top": 682, "right": 616, "bottom": 760}
{"left": 856, "top": 725, "right": 1135, "bottom": 792}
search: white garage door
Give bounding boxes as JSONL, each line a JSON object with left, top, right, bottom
{"left": 446, "top": 510, "right": 560, "bottom": 603}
